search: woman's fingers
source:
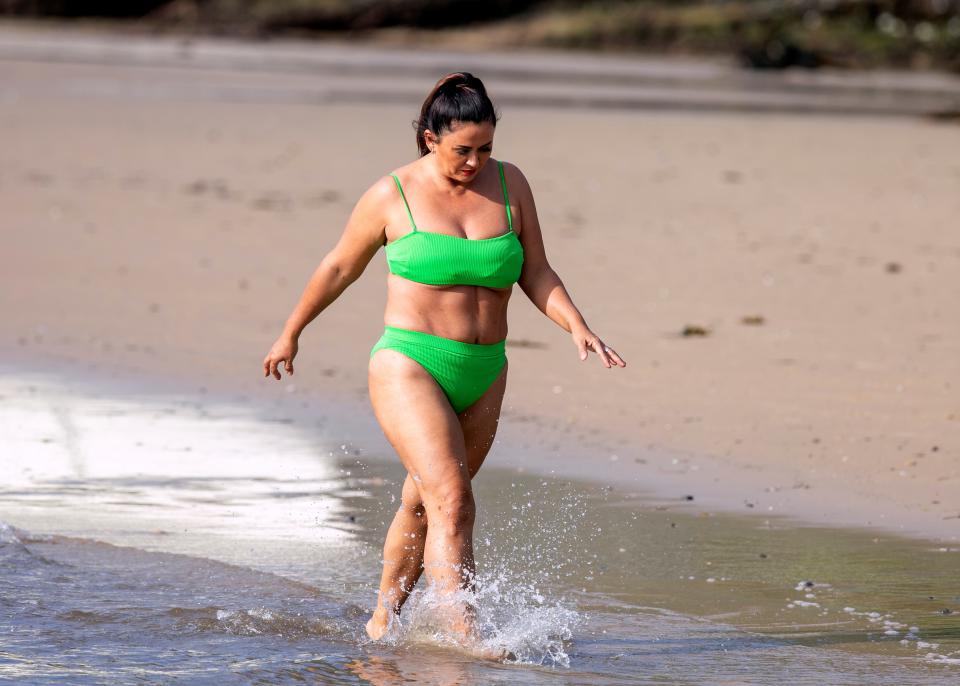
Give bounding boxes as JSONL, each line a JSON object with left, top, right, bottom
{"left": 575, "top": 330, "right": 626, "bottom": 369}
{"left": 579, "top": 336, "right": 608, "bottom": 367}
{"left": 591, "top": 339, "right": 612, "bottom": 368}
{"left": 576, "top": 337, "right": 588, "bottom": 361}
{"left": 598, "top": 342, "right": 626, "bottom": 368}
{"left": 606, "top": 347, "right": 626, "bottom": 367}
{"left": 263, "top": 338, "right": 298, "bottom": 380}
{"left": 263, "top": 354, "right": 287, "bottom": 379}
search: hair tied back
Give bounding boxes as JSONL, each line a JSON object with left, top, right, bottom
{"left": 413, "top": 72, "right": 499, "bottom": 158}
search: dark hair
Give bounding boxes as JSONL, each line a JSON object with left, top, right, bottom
{"left": 414, "top": 72, "right": 499, "bottom": 157}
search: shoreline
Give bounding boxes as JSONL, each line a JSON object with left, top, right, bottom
{"left": 5, "top": 349, "right": 957, "bottom": 544}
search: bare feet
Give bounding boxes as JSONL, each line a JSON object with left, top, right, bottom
{"left": 461, "top": 641, "right": 514, "bottom": 662}
{"left": 366, "top": 599, "right": 513, "bottom": 661}
{"left": 365, "top": 607, "right": 394, "bottom": 641}
{"left": 433, "top": 603, "right": 513, "bottom": 661}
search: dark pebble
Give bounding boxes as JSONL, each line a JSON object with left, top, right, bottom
{"left": 681, "top": 325, "right": 710, "bottom": 337}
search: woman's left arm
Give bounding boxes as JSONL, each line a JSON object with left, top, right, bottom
{"left": 509, "top": 164, "right": 626, "bottom": 369}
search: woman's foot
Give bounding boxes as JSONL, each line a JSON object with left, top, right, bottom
{"left": 461, "top": 641, "right": 515, "bottom": 662}
{"left": 365, "top": 607, "right": 394, "bottom": 640}
{"left": 433, "top": 602, "right": 512, "bottom": 660}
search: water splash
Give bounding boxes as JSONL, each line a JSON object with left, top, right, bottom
{"left": 371, "top": 483, "right": 594, "bottom": 666}
{"left": 0, "top": 521, "right": 21, "bottom": 545}
{"left": 392, "top": 579, "right": 580, "bottom": 666}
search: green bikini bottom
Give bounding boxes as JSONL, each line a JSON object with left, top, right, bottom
{"left": 370, "top": 325, "right": 506, "bottom": 413}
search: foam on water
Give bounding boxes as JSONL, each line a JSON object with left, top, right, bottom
{"left": 780, "top": 579, "right": 960, "bottom": 666}
{"left": 0, "top": 520, "right": 22, "bottom": 545}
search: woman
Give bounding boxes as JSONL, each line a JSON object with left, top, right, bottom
{"left": 263, "top": 72, "right": 625, "bottom": 645}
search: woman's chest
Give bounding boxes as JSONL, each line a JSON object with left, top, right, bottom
{"left": 386, "top": 195, "right": 519, "bottom": 242}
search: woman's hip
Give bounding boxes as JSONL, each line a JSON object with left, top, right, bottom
{"left": 369, "top": 326, "right": 506, "bottom": 414}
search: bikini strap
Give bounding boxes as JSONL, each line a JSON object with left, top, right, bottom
{"left": 390, "top": 173, "right": 417, "bottom": 232}
{"left": 497, "top": 160, "right": 513, "bottom": 233}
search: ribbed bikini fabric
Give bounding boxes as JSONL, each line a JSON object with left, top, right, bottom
{"left": 384, "top": 160, "right": 523, "bottom": 288}
{"left": 370, "top": 160, "right": 522, "bottom": 413}
{"left": 370, "top": 326, "right": 507, "bottom": 413}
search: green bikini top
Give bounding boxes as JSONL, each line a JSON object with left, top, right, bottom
{"left": 385, "top": 160, "right": 524, "bottom": 289}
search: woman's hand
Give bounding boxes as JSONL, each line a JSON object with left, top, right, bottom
{"left": 263, "top": 335, "right": 298, "bottom": 380}
{"left": 571, "top": 326, "right": 626, "bottom": 369}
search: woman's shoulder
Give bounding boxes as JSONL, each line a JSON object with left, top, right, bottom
{"left": 385, "top": 159, "right": 421, "bottom": 184}
{"left": 496, "top": 158, "right": 527, "bottom": 181}
{"left": 366, "top": 164, "right": 415, "bottom": 198}
{"left": 350, "top": 170, "right": 406, "bottom": 220}
{"left": 496, "top": 159, "right": 532, "bottom": 197}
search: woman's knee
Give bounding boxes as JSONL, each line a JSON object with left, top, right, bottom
{"left": 428, "top": 484, "right": 475, "bottom": 533}
{"left": 400, "top": 475, "right": 426, "bottom": 520}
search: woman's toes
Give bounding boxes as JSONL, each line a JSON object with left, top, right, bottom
{"left": 365, "top": 616, "right": 389, "bottom": 640}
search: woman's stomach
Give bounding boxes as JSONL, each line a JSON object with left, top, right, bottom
{"left": 383, "top": 275, "right": 513, "bottom": 344}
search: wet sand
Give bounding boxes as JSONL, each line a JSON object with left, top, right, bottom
{"left": 1, "top": 30, "right": 959, "bottom": 545}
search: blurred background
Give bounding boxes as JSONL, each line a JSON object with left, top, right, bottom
{"left": 1, "top": 0, "right": 959, "bottom": 71}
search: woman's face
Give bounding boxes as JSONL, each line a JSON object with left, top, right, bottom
{"left": 425, "top": 120, "right": 495, "bottom": 183}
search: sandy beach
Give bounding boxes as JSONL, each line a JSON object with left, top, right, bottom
{"left": 2, "top": 24, "right": 959, "bottom": 546}
{"left": 3, "top": 23, "right": 960, "bottom": 682}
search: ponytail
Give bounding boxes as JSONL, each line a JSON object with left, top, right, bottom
{"left": 413, "top": 72, "right": 499, "bottom": 157}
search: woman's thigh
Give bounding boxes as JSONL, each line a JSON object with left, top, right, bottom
{"left": 368, "top": 349, "right": 471, "bottom": 495}
{"left": 458, "top": 359, "right": 508, "bottom": 478}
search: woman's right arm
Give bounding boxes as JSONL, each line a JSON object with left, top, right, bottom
{"left": 263, "top": 177, "right": 392, "bottom": 380}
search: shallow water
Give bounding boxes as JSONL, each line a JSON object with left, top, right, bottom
{"left": 1, "top": 373, "right": 958, "bottom": 684}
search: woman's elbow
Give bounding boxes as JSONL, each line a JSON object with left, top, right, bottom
{"left": 519, "top": 263, "right": 557, "bottom": 292}
{"left": 319, "top": 255, "right": 359, "bottom": 287}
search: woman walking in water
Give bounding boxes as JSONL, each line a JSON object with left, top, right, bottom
{"left": 263, "top": 72, "right": 625, "bottom": 647}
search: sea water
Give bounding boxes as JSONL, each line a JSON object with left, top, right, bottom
{"left": 1, "top": 372, "right": 957, "bottom": 684}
